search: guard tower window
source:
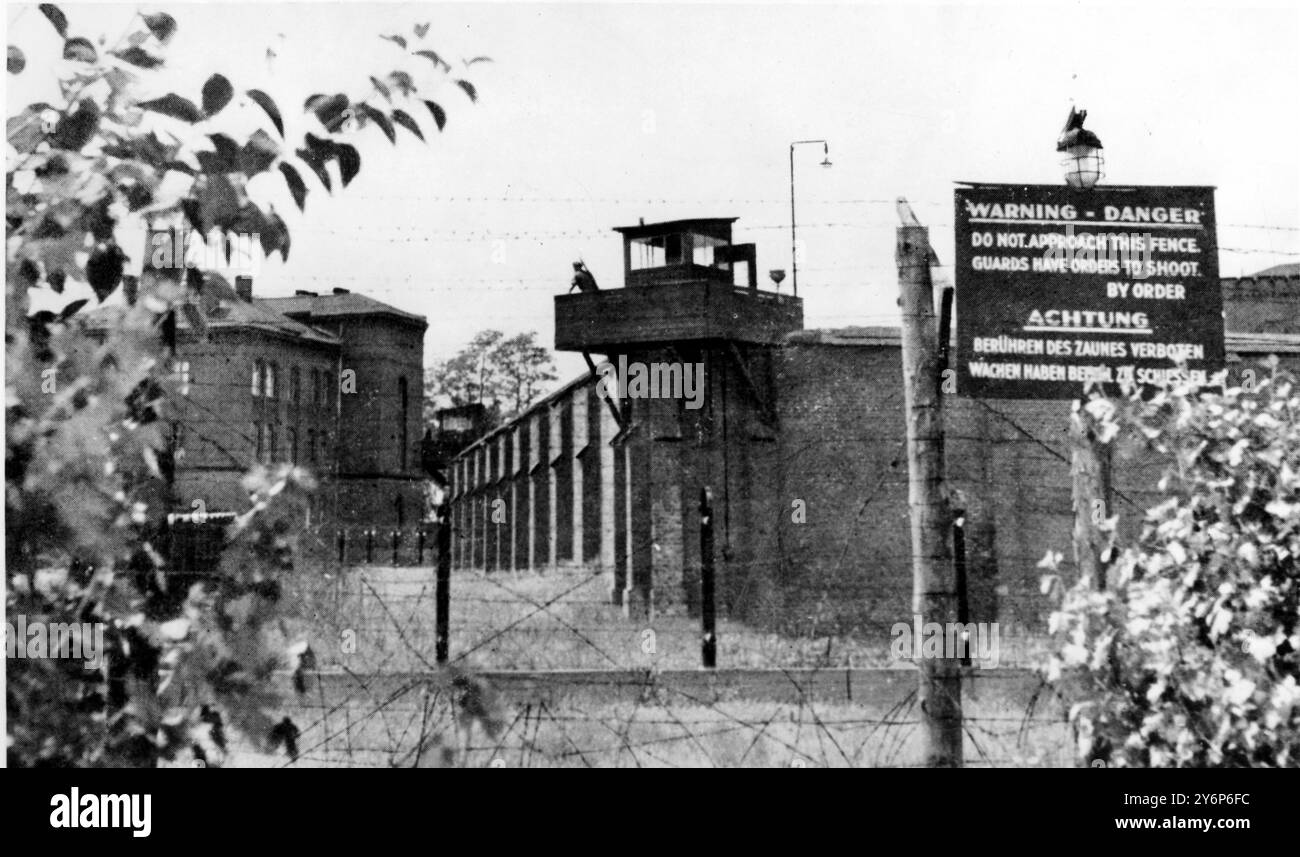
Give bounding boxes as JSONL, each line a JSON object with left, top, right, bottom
{"left": 691, "top": 233, "right": 731, "bottom": 270}
{"left": 630, "top": 234, "right": 685, "bottom": 270}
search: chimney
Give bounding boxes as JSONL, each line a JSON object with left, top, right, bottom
{"left": 235, "top": 274, "right": 253, "bottom": 302}
{"left": 332, "top": 287, "right": 350, "bottom": 295}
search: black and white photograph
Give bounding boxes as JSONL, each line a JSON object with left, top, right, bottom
{"left": 3, "top": 0, "right": 1299, "bottom": 825}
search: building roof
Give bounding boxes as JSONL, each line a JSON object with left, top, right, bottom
{"left": 78, "top": 293, "right": 341, "bottom": 346}
{"left": 1251, "top": 263, "right": 1300, "bottom": 277}
{"left": 258, "top": 291, "right": 427, "bottom": 327}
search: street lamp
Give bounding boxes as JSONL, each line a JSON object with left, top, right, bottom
{"left": 789, "top": 139, "right": 832, "bottom": 297}
{"left": 1057, "top": 107, "right": 1104, "bottom": 189}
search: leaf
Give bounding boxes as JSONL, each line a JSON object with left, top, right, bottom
{"left": 388, "top": 70, "right": 416, "bottom": 96}
{"left": 238, "top": 129, "right": 279, "bottom": 176}
{"left": 247, "top": 89, "right": 284, "bottom": 137}
{"left": 50, "top": 100, "right": 99, "bottom": 150}
{"left": 380, "top": 34, "right": 407, "bottom": 49}
{"left": 369, "top": 76, "right": 391, "bottom": 102}
{"left": 202, "top": 74, "right": 234, "bottom": 116}
{"left": 414, "top": 49, "right": 448, "bottom": 70}
{"left": 334, "top": 143, "right": 360, "bottom": 187}
{"left": 455, "top": 80, "right": 477, "bottom": 102}
{"left": 62, "top": 37, "right": 97, "bottom": 63}
{"left": 196, "top": 133, "right": 240, "bottom": 173}
{"left": 356, "top": 104, "right": 395, "bottom": 144}
{"left": 8, "top": 46, "right": 25, "bottom": 74}
{"left": 112, "top": 46, "right": 162, "bottom": 69}
{"left": 39, "top": 4, "right": 68, "bottom": 38}
{"left": 423, "top": 100, "right": 446, "bottom": 132}
{"left": 58, "top": 298, "right": 87, "bottom": 320}
{"left": 464, "top": 56, "right": 493, "bottom": 66}
{"left": 180, "top": 198, "right": 204, "bottom": 232}
{"left": 390, "top": 109, "right": 424, "bottom": 141}
{"left": 414, "top": 22, "right": 430, "bottom": 39}
{"left": 86, "top": 244, "right": 126, "bottom": 302}
{"left": 197, "top": 174, "right": 242, "bottom": 231}
{"left": 278, "top": 162, "right": 307, "bottom": 211}
{"left": 305, "top": 93, "right": 349, "bottom": 131}
{"left": 139, "top": 93, "right": 204, "bottom": 123}
{"left": 142, "top": 12, "right": 177, "bottom": 44}
{"left": 48, "top": 270, "right": 67, "bottom": 293}
{"left": 261, "top": 208, "right": 290, "bottom": 261}
{"left": 295, "top": 147, "right": 331, "bottom": 192}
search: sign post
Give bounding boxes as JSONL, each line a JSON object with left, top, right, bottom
{"left": 954, "top": 183, "right": 1223, "bottom": 588}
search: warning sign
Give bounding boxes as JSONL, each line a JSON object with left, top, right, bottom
{"left": 954, "top": 183, "right": 1223, "bottom": 399}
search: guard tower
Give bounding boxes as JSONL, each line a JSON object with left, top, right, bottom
{"left": 555, "top": 218, "right": 802, "bottom": 352}
{"left": 554, "top": 217, "right": 803, "bottom": 618}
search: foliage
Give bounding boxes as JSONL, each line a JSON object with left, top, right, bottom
{"left": 6, "top": 6, "right": 482, "bottom": 766}
{"left": 425, "top": 329, "right": 556, "bottom": 422}
{"left": 1044, "top": 364, "right": 1300, "bottom": 767}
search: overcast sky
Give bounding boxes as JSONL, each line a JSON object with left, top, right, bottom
{"left": 8, "top": 1, "right": 1300, "bottom": 385}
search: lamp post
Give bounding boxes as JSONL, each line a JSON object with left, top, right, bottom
{"left": 789, "top": 139, "right": 832, "bottom": 297}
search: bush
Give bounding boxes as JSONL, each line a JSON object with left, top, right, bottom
{"left": 1046, "top": 363, "right": 1300, "bottom": 767}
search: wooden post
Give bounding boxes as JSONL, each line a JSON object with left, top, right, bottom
{"left": 436, "top": 501, "right": 451, "bottom": 664}
{"left": 1071, "top": 403, "right": 1114, "bottom": 589}
{"left": 896, "top": 223, "right": 963, "bottom": 768}
{"left": 700, "top": 486, "right": 717, "bottom": 669}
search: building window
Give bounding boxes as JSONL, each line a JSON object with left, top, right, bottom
{"left": 288, "top": 428, "right": 298, "bottom": 464}
{"left": 312, "top": 369, "right": 322, "bottom": 406}
{"left": 267, "top": 424, "right": 278, "bottom": 463}
{"left": 254, "top": 422, "right": 263, "bottom": 460}
{"left": 290, "top": 366, "right": 300, "bottom": 405}
{"left": 399, "top": 376, "right": 409, "bottom": 471}
{"left": 172, "top": 360, "right": 191, "bottom": 396}
{"left": 252, "top": 361, "right": 263, "bottom": 397}
{"left": 265, "top": 362, "right": 277, "bottom": 399}
{"left": 307, "top": 429, "right": 316, "bottom": 463}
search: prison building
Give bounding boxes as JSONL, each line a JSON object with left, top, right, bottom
{"left": 79, "top": 273, "right": 429, "bottom": 534}
{"left": 445, "top": 216, "right": 1300, "bottom": 633}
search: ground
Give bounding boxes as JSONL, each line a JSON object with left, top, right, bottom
{"left": 213, "top": 563, "right": 1074, "bottom": 767}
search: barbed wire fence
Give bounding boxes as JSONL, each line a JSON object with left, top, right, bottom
{"left": 223, "top": 499, "right": 1084, "bottom": 768}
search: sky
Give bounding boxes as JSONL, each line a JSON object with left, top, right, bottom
{"left": 7, "top": 0, "right": 1300, "bottom": 387}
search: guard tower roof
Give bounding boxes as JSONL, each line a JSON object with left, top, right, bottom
{"left": 613, "top": 217, "right": 738, "bottom": 242}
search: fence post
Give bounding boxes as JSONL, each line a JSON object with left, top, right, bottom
{"left": 417, "top": 529, "right": 426, "bottom": 565}
{"left": 1071, "top": 403, "right": 1114, "bottom": 590}
{"left": 337, "top": 528, "right": 346, "bottom": 564}
{"left": 952, "top": 508, "right": 971, "bottom": 668}
{"left": 436, "top": 501, "right": 451, "bottom": 664}
{"left": 365, "top": 529, "right": 374, "bottom": 565}
{"left": 896, "top": 220, "right": 963, "bottom": 767}
{"left": 700, "top": 486, "right": 717, "bottom": 669}
{"left": 391, "top": 530, "right": 400, "bottom": 566}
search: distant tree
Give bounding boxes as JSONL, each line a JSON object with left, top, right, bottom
{"left": 6, "top": 5, "right": 485, "bottom": 766}
{"left": 425, "top": 329, "right": 555, "bottom": 423}
{"left": 1043, "top": 363, "right": 1300, "bottom": 767}
{"left": 495, "top": 332, "right": 558, "bottom": 417}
